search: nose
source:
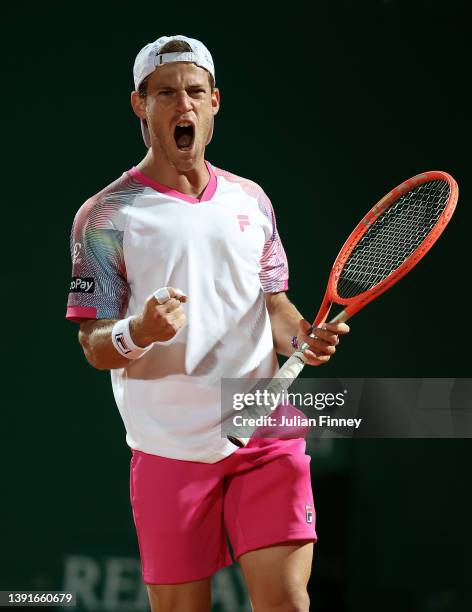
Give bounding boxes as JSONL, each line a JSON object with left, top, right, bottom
{"left": 175, "top": 91, "right": 193, "bottom": 113}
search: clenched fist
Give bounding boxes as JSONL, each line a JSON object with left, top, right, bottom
{"left": 129, "top": 287, "right": 188, "bottom": 347}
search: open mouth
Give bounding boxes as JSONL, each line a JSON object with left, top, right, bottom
{"left": 174, "top": 122, "right": 195, "bottom": 151}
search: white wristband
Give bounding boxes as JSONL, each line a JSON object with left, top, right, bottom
{"left": 111, "top": 317, "right": 153, "bottom": 360}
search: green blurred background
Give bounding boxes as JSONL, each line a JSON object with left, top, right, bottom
{"left": 2, "top": 0, "right": 471, "bottom": 610}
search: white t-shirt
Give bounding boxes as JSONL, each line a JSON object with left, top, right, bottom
{"left": 66, "top": 162, "right": 289, "bottom": 462}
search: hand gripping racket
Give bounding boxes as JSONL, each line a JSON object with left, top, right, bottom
{"left": 228, "top": 170, "right": 458, "bottom": 447}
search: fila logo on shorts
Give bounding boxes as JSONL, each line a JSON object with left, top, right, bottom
{"left": 305, "top": 505, "right": 313, "bottom": 524}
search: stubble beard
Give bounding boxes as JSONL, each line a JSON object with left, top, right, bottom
{"left": 149, "top": 112, "right": 213, "bottom": 172}
{"left": 154, "top": 129, "right": 204, "bottom": 173}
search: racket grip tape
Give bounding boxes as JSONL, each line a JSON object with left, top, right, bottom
{"left": 274, "top": 350, "right": 307, "bottom": 380}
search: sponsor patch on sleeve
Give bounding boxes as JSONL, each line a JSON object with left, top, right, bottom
{"left": 70, "top": 277, "right": 95, "bottom": 293}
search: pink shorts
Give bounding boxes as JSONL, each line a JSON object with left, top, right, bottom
{"left": 129, "top": 437, "right": 317, "bottom": 584}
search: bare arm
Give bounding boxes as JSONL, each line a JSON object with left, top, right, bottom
{"left": 264, "top": 292, "right": 349, "bottom": 366}
{"left": 79, "top": 319, "right": 129, "bottom": 370}
{"left": 78, "top": 288, "right": 187, "bottom": 370}
{"left": 264, "top": 292, "right": 304, "bottom": 357}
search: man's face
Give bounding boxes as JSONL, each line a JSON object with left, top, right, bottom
{"left": 135, "top": 62, "right": 220, "bottom": 171}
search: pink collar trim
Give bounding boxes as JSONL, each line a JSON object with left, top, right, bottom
{"left": 128, "top": 162, "right": 217, "bottom": 203}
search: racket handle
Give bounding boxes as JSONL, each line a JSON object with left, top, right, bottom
{"left": 226, "top": 350, "right": 306, "bottom": 449}
{"left": 274, "top": 349, "right": 307, "bottom": 380}
{"left": 227, "top": 311, "right": 351, "bottom": 448}
{"left": 227, "top": 435, "right": 250, "bottom": 447}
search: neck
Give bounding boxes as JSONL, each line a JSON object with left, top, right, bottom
{"left": 136, "top": 148, "right": 209, "bottom": 198}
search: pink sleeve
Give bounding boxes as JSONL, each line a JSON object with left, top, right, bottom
{"left": 65, "top": 196, "right": 129, "bottom": 323}
{"left": 257, "top": 190, "right": 289, "bottom": 293}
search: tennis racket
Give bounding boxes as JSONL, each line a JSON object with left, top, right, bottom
{"left": 228, "top": 170, "right": 458, "bottom": 446}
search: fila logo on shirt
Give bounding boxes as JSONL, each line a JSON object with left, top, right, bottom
{"left": 236, "top": 214, "right": 250, "bottom": 232}
{"left": 305, "top": 505, "right": 313, "bottom": 524}
{"left": 70, "top": 277, "right": 95, "bottom": 293}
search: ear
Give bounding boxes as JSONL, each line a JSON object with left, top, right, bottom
{"left": 211, "top": 88, "right": 221, "bottom": 116}
{"left": 130, "top": 91, "right": 147, "bottom": 120}
{"left": 205, "top": 117, "right": 215, "bottom": 145}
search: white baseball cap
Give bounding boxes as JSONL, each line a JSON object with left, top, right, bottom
{"left": 133, "top": 35, "right": 216, "bottom": 147}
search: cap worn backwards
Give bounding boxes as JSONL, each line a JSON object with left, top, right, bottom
{"left": 133, "top": 35, "right": 215, "bottom": 147}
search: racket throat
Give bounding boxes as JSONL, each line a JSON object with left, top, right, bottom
{"left": 329, "top": 309, "right": 350, "bottom": 324}
{"left": 312, "top": 296, "right": 350, "bottom": 329}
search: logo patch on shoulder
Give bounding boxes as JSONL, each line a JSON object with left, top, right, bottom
{"left": 70, "top": 277, "right": 95, "bottom": 293}
{"left": 72, "top": 242, "right": 82, "bottom": 263}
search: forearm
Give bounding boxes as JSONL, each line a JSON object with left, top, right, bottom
{"left": 77, "top": 290, "right": 186, "bottom": 370}
{"left": 265, "top": 292, "right": 304, "bottom": 357}
{"left": 78, "top": 319, "right": 131, "bottom": 370}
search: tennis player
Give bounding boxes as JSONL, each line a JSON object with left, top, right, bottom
{"left": 66, "top": 35, "right": 349, "bottom": 612}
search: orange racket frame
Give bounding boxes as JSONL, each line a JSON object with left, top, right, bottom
{"left": 314, "top": 170, "right": 458, "bottom": 328}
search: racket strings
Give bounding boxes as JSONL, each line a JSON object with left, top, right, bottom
{"left": 337, "top": 180, "right": 450, "bottom": 299}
